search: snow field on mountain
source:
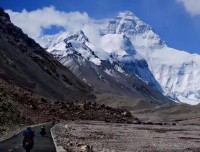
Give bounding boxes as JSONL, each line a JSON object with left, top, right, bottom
{"left": 41, "top": 11, "right": 200, "bottom": 104}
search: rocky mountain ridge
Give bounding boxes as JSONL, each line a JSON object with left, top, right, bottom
{"left": 0, "top": 7, "right": 93, "bottom": 102}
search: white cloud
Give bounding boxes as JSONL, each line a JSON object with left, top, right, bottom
{"left": 176, "top": 0, "right": 200, "bottom": 16}
{"left": 6, "top": 6, "right": 93, "bottom": 42}
{"left": 82, "top": 23, "right": 101, "bottom": 45}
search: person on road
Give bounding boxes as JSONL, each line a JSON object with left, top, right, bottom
{"left": 41, "top": 126, "right": 46, "bottom": 132}
{"left": 40, "top": 126, "right": 46, "bottom": 136}
{"left": 23, "top": 127, "right": 35, "bottom": 149}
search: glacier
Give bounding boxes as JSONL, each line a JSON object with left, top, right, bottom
{"left": 41, "top": 11, "right": 200, "bottom": 105}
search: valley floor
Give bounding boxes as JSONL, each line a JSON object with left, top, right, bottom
{"left": 52, "top": 121, "right": 200, "bottom": 152}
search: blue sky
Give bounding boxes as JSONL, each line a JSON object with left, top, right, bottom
{"left": 1, "top": 0, "right": 200, "bottom": 54}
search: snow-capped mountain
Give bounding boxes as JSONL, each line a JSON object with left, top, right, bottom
{"left": 96, "top": 11, "right": 166, "bottom": 49}
{"left": 41, "top": 30, "right": 170, "bottom": 104}
{"left": 41, "top": 11, "right": 200, "bottom": 105}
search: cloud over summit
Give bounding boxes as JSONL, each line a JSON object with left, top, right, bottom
{"left": 176, "top": 0, "right": 200, "bottom": 16}
{"left": 6, "top": 6, "right": 91, "bottom": 43}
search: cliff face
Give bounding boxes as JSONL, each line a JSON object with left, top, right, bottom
{"left": 0, "top": 7, "right": 93, "bottom": 102}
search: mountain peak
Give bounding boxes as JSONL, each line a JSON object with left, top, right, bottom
{"left": 64, "top": 30, "right": 89, "bottom": 44}
{"left": 78, "top": 30, "right": 85, "bottom": 35}
{"left": 77, "top": 30, "right": 89, "bottom": 41}
{"left": 119, "top": 11, "right": 134, "bottom": 16}
{"left": 118, "top": 11, "right": 138, "bottom": 19}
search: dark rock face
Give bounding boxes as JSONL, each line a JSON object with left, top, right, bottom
{"left": 0, "top": 100, "right": 25, "bottom": 126}
{"left": 0, "top": 7, "right": 93, "bottom": 102}
{"left": 0, "top": 79, "right": 136, "bottom": 126}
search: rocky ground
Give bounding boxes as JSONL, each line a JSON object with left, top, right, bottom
{"left": 96, "top": 94, "right": 200, "bottom": 125}
{"left": 52, "top": 121, "right": 200, "bottom": 152}
{"left": 51, "top": 95, "right": 200, "bottom": 152}
{"left": 0, "top": 78, "right": 137, "bottom": 141}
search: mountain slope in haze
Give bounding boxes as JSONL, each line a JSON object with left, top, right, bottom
{"left": 41, "top": 29, "right": 172, "bottom": 104}
{"left": 0, "top": 7, "right": 93, "bottom": 102}
{"left": 41, "top": 11, "right": 200, "bottom": 105}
